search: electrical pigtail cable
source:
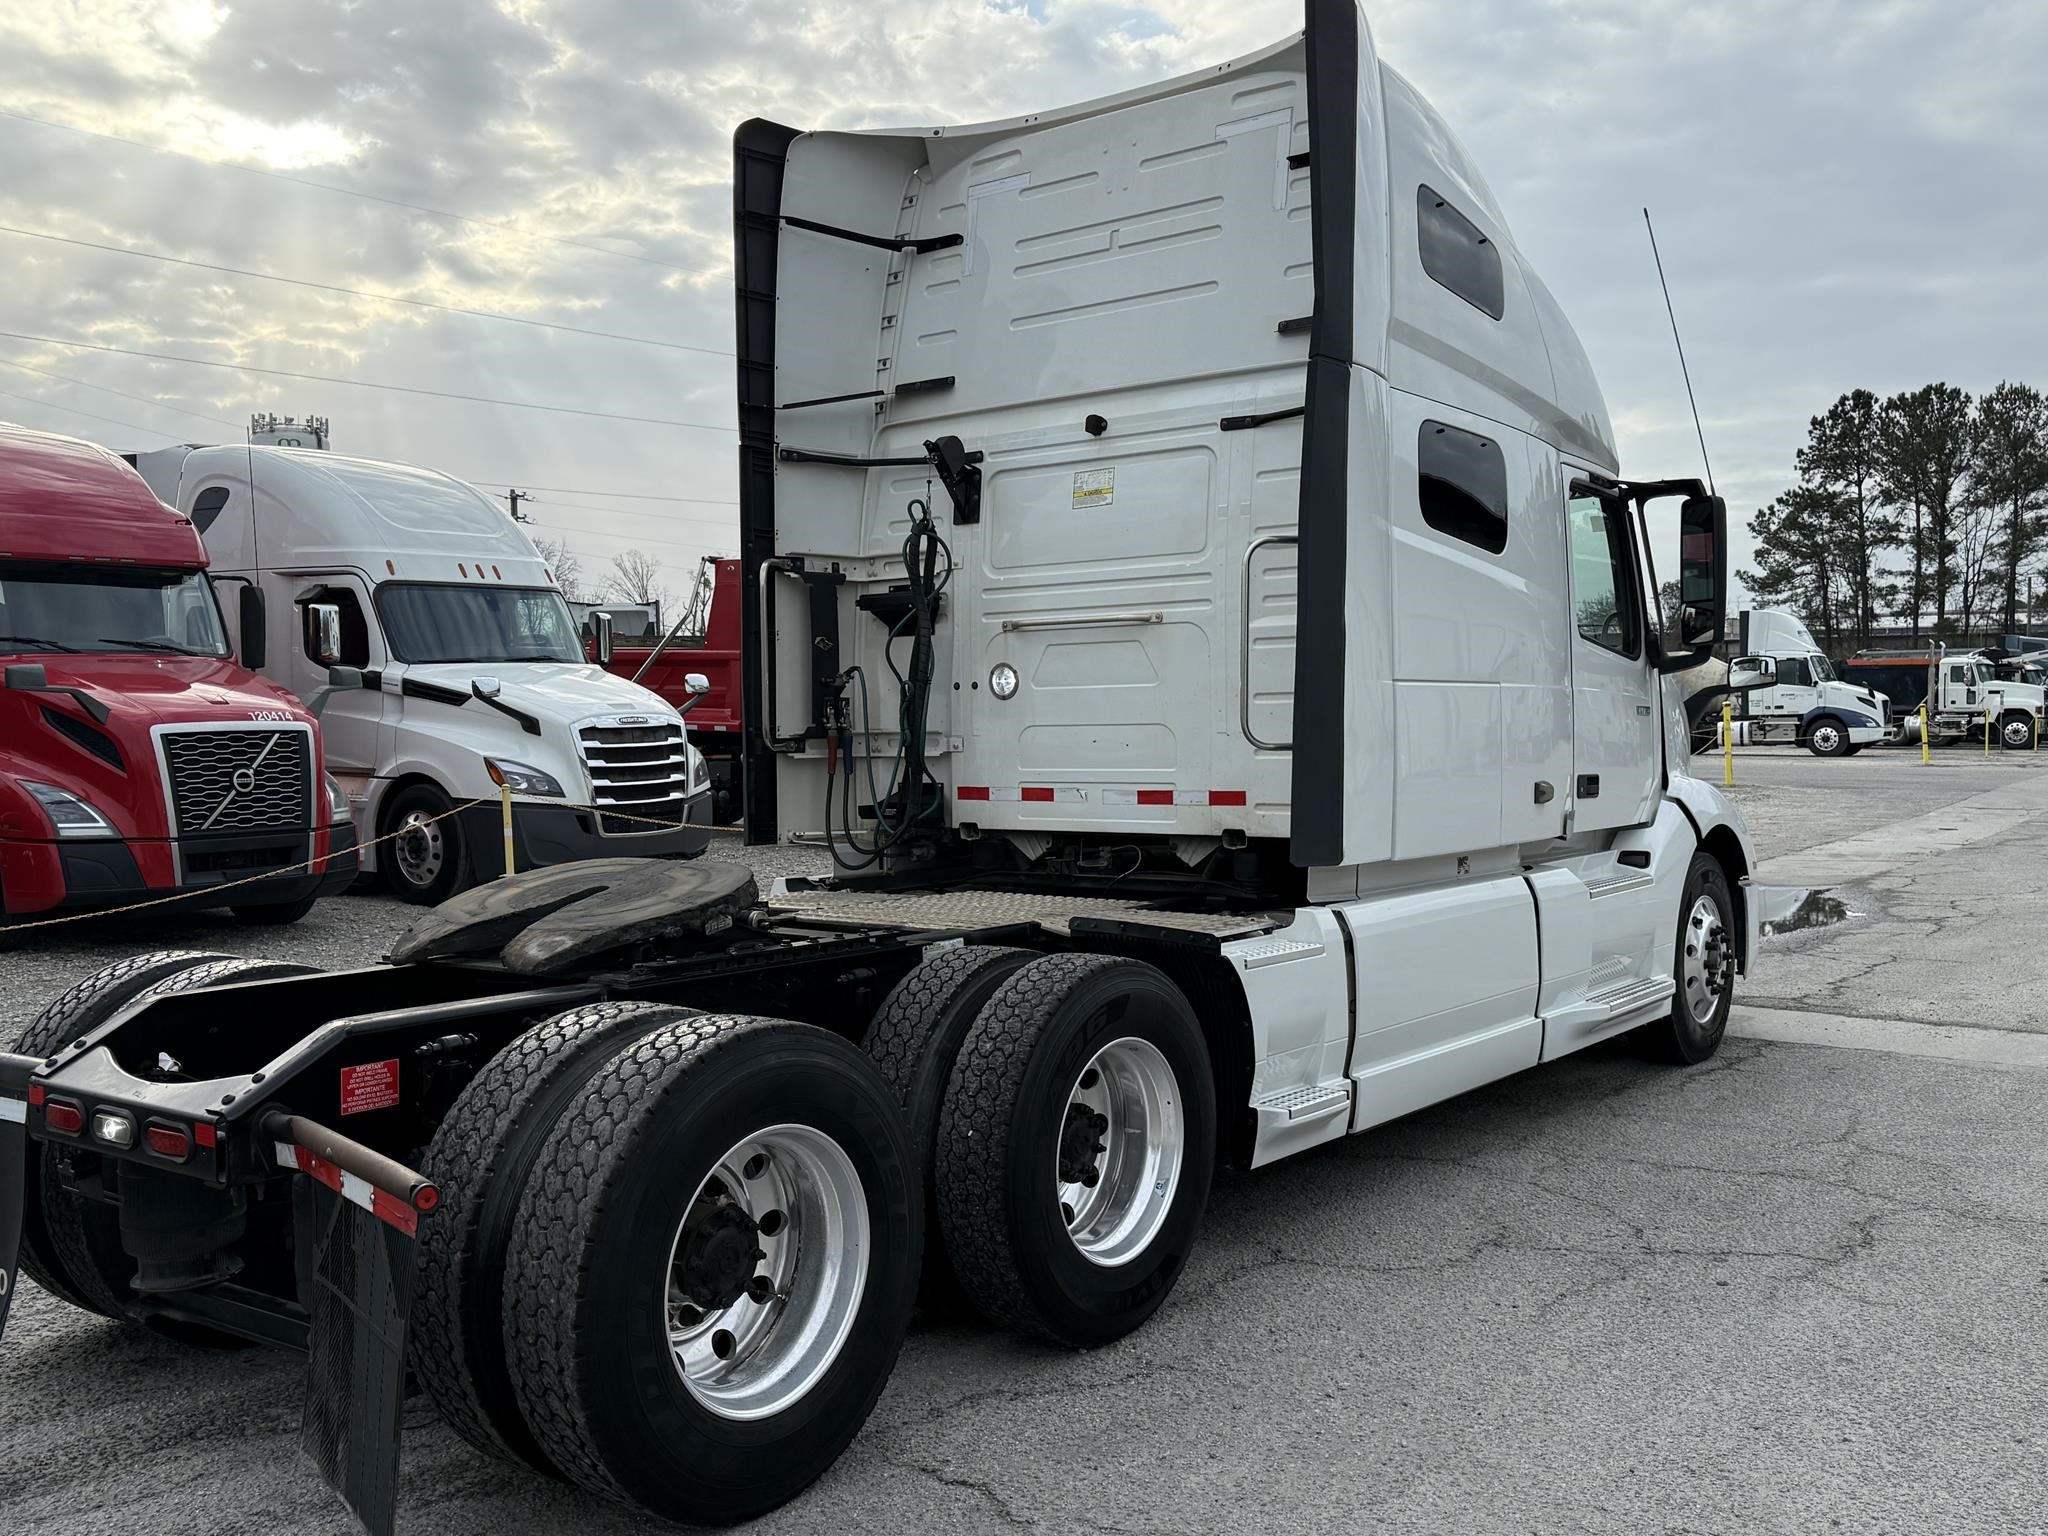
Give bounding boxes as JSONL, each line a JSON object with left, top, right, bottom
{"left": 823, "top": 489, "right": 954, "bottom": 870}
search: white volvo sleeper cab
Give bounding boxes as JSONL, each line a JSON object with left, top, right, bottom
{"left": 1728, "top": 609, "right": 1888, "bottom": 755}
{"left": 127, "top": 444, "right": 712, "bottom": 902}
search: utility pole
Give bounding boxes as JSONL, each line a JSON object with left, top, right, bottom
{"left": 505, "top": 488, "right": 530, "bottom": 523}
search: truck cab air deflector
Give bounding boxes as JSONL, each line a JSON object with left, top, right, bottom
{"left": 389, "top": 857, "right": 759, "bottom": 976}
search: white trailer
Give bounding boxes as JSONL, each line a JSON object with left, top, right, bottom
{"left": 1726, "top": 608, "right": 1889, "bottom": 755}
{"left": 126, "top": 444, "right": 714, "bottom": 900}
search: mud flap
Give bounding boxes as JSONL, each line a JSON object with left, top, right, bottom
{"left": 283, "top": 1140, "right": 426, "bottom": 1536}
{"left": 0, "top": 1051, "right": 35, "bottom": 1342}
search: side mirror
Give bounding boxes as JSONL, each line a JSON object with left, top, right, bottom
{"left": 590, "top": 610, "right": 615, "bottom": 667}
{"left": 327, "top": 665, "right": 366, "bottom": 690}
{"left": 307, "top": 602, "right": 342, "bottom": 666}
{"left": 680, "top": 671, "right": 711, "bottom": 713}
{"left": 238, "top": 585, "right": 267, "bottom": 670}
{"left": 4, "top": 663, "right": 48, "bottom": 692}
{"left": 1727, "top": 655, "right": 1778, "bottom": 691}
{"left": 1656, "top": 493, "right": 1726, "bottom": 672}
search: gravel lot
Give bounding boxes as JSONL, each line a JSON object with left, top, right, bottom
{"left": 4, "top": 757, "right": 2046, "bottom": 1535}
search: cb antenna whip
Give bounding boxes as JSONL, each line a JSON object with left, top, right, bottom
{"left": 1644, "top": 206, "right": 1714, "bottom": 496}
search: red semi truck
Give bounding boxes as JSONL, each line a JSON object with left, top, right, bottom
{"left": 0, "top": 424, "right": 358, "bottom": 923}
{"left": 597, "top": 556, "right": 744, "bottom": 821}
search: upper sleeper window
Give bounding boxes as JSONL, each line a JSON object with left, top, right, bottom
{"left": 1418, "top": 420, "right": 1508, "bottom": 554}
{"left": 190, "top": 485, "right": 230, "bottom": 534}
{"left": 1417, "top": 185, "right": 1504, "bottom": 320}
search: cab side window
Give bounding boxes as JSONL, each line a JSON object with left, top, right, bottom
{"left": 301, "top": 587, "right": 371, "bottom": 668}
{"left": 1418, "top": 421, "right": 1508, "bottom": 554}
{"left": 1777, "top": 657, "right": 1811, "bottom": 689}
{"left": 1568, "top": 493, "right": 1640, "bottom": 658}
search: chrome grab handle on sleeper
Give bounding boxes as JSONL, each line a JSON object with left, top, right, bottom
{"left": 1241, "top": 533, "right": 1299, "bottom": 750}
{"left": 998, "top": 611, "right": 1163, "bottom": 633}
{"left": 757, "top": 558, "right": 804, "bottom": 751}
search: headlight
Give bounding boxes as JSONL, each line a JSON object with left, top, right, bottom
{"left": 484, "top": 759, "right": 566, "bottom": 797}
{"left": 22, "top": 780, "right": 116, "bottom": 838}
{"left": 324, "top": 773, "right": 351, "bottom": 820}
{"left": 690, "top": 747, "right": 710, "bottom": 791}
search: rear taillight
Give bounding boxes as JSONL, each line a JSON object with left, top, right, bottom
{"left": 145, "top": 1123, "right": 191, "bottom": 1161}
{"left": 43, "top": 1098, "right": 83, "bottom": 1135}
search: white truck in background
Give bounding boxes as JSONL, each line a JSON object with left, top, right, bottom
{"left": 1725, "top": 609, "right": 1888, "bottom": 756}
{"left": 1844, "top": 643, "right": 2046, "bottom": 750}
{"left": 125, "top": 444, "right": 714, "bottom": 901}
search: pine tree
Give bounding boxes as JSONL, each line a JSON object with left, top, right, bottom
{"left": 1877, "top": 384, "right": 1972, "bottom": 637}
{"left": 1740, "top": 485, "right": 1847, "bottom": 650}
{"left": 1967, "top": 382, "right": 2048, "bottom": 637}
{"left": 1796, "top": 389, "right": 1900, "bottom": 648}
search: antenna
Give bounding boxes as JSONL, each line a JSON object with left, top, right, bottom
{"left": 1643, "top": 207, "right": 1714, "bottom": 496}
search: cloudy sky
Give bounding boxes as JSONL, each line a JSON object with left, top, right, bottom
{"left": 2, "top": 0, "right": 2043, "bottom": 605}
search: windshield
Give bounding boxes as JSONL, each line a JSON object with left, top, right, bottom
{"left": 0, "top": 562, "right": 230, "bottom": 657}
{"left": 1974, "top": 663, "right": 1996, "bottom": 685}
{"left": 376, "top": 583, "right": 581, "bottom": 664}
{"left": 1810, "top": 653, "right": 1837, "bottom": 682}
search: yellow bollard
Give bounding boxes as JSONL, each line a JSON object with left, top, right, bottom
{"left": 500, "top": 783, "right": 516, "bottom": 877}
{"left": 1722, "top": 699, "right": 1734, "bottom": 787}
{"left": 1985, "top": 709, "right": 1993, "bottom": 757}
{"left": 1920, "top": 705, "right": 1929, "bottom": 764}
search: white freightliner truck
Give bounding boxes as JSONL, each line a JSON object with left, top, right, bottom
{"left": 0, "top": 9, "right": 1772, "bottom": 1534}
{"left": 124, "top": 444, "right": 714, "bottom": 900}
{"left": 1723, "top": 609, "right": 1889, "bottom": 755}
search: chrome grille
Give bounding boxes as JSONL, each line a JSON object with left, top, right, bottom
{"left": 159, "top": 727, "right": 311, "bottom": 837}
{"left": 578, "top": 715, "right": 690, "bottom": 836}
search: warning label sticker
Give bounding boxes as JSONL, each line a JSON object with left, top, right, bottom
{"left": 340, "top": 1059, "right": 401, "bottom": 1116}
{"left": 1072, "top": 468, "right": 1115, "bottom": 509}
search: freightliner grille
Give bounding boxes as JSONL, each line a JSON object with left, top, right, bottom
{"left": 578, "top": 717, "right": 690, "bottom": 835}
{"left": 159, "top": 727, "right": 311, "bottom": 836}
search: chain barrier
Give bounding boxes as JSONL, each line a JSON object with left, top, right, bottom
{"left": 2, "top": 794, "right": 729, "bottom": 937}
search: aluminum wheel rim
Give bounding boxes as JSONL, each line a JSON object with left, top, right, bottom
{"left": 1680, "top": 894, "right": 1733, "bottom": 1026}
{"left": 1811, "top": 725, "right": 1840, "bottom": 753}
{"left": 2005, "top": 718, "right": 2032, "bottom": 748}
{"left": 664, "top": 1123, "right": 868, "bottom": 1422}
{"left": 1056, "top": 1036, "right": 1183, "bottom": 1268}
{"left": 394, "top": 811, "right": 444, "bottom": 887}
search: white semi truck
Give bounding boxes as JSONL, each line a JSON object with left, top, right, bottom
{"left": 125, "top": 444, "right": 713, "bottom": 900}
{"left": 2, "top": 9, "right": 1771, "bottom": 1535}
{"left": 1844, "top": 643, "right": 2046, "bottom": 749}
{"left": 1724, "top": 609, "right": 1889, "bottom": 755}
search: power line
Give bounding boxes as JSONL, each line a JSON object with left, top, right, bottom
{"left": 523, "top": 518, "right": 718, "bottom": 556}
{"left": 0, "top": 330, "right": 738, "bottom": 433}
{"left": 0, "top": 386, "right": 180, "bottom": 440}
{"left": 466, "top": 479, "right": 737, "bottom": 507}
{"left": 0, "top": 355, "right": 240, "bottom": 430}
{"left": 528, "top": 496, "right": 737, "bottom": 528}
{"left": 0, "top": 224, "right": 734, "bottom": 359}
{"left": 0, "top": 108, "right": 724, "bottom": 280}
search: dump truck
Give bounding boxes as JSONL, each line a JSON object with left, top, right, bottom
{"left": 1845, "top": 643, "right": 2045, "bottom": 749}
{"left": 0, "top": 7, "right": 1767, "bottom": 1533}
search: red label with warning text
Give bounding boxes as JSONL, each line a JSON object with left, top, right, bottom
{"left": 339, "top": 1059, "right": 401, "bottom": 1116}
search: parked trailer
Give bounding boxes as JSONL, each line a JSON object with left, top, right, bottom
{"left": 2, "top": 8, "right": 1769, "bottom": 1534}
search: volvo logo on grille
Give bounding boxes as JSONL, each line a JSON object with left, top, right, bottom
{"left": 618, "top": 715, "right": 650, "bottom": 725}
{"left": 231, "top": 767, "right": 258, "bottom": 794}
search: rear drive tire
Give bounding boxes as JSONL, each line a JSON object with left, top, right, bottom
{"left": 861, "top": 945, "right": 1036, "bottom": 1302}
{"left": 10, "top": 951, "right": 237, "bottom": 1317}
{"left": 502, "top": 1015, "right": 919, "bottom": 1525}
{"left": 935, "top": 954, "right": 1216, "bottom": 1348}
{"left": 1805, "top": 718, "right": 1849, "bottom": 757}
{"left": 414, "top": 1000, "right": 699, "bottom": 1476}
{"left": 40, "top": 958, "right": 318, "bottom": 1336}
{"left": 231, "top": 892, "right": 320, "bottom": 925}
{"left": 383, "top": 782, "right": 468, "bottom": 905}
{"left": 1642, "top": 852, "right": 1736, "bottom": 1066}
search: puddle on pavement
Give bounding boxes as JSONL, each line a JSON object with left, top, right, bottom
{"left": 1754, "top": 885, "right": 1859, "bottom": 936}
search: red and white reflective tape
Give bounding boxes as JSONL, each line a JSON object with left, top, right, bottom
{"left": 274, "top": 1141, "right": 420, "bottom": 1238}
{"left": 1100, "top": 789, "right": 1249, "bottom": 807}
{"left": 955, "top": 786, "right": 1087, "bottom": 803}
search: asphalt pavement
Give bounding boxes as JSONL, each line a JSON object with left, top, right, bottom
{"left": 2, "top": 750, "right": 2044, "bottom": 1535}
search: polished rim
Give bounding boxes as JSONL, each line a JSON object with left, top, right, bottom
{"left": 1680, "top": 893, "right": 1733, "bottom": 1026}
{"left": 1056, "top": 1036, "right": 1183, "bottom": 1268}
{"left": 394, "top": 810, "right": 445, "bottom": 887}
{"left": 1810, "top": 724, "right": 1841, "bottom": 753}
{"left": 664, "top": 1124, "right": 868, "bottom": 1422}
{"left": 2004, "top": 717, "right": 2033, "bottom": 748}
